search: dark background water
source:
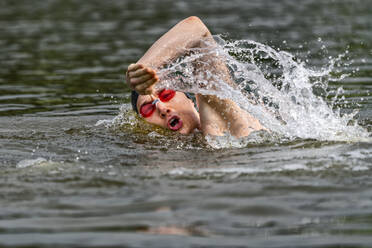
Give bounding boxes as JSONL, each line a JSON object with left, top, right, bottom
{"left": 1, "top": 0, "right": 372, "bottom": 247}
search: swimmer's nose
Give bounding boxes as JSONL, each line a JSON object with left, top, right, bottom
{"left": 156, "top": 102, "right": 171, "bottom": 118}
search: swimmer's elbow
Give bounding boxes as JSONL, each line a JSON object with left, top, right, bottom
{"left": 184, "top": 16, "right": 203, "bottom": 25}
{"left": 182, "top": 16, "right": 210, "bottom": 33}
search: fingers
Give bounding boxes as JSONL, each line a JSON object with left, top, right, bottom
{"left": 126, "top": 63, "right": 158, "bottom": 95}
{"left": 129, "top": 67, "right": 154, "bottom": 78}
{"left": 144, "top": 86, "right": 154, "bottom": 95}
{"left": 134, "top": 77, "right": 158, "bottom": 94}
{"left": 130, "top": 73, "right": 153, "bottom": 84}
{"left": 127, "top": 63, "right": 143, "bottom": 72}
{"left": 127, "top": 64, "right": 155, "bottom": 76}
{"left": 130, "top": 72, "right": 158, "bottom": 90}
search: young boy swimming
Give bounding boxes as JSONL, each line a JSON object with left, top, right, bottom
{"left": 126, "top": 16, "right": 264, "bottom": 138}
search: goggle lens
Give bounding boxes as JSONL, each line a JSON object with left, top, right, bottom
{"left": 140, "top": 102, "right": 156, "bottom": 118}
{"left": 139, "top": 89, "right": 176, "bottom": 118}
{"left": 159, "top": 89, "right": 176, "bottom": 102}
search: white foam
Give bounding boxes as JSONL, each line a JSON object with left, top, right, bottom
{"left": 351, "top": 165, "right": 369, "bottom": 171}
{"left": 168, "top": 163, "right": 310, "bottom": 176}
{"left": 168, "top": 159, "right": 370, "bottom": 176}
{"left": 16, "top": 157, "right": 47, "bottom": 168}
{"left": 95, "top": 119, "right": 113, "bottom": 127}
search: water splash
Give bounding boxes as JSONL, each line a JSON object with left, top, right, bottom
{"left": 155, "top": 36, "right": 370, "bottom": 144}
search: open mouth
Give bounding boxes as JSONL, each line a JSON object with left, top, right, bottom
{"left": 168, "top": 116, "right": 183, "bottom": 131}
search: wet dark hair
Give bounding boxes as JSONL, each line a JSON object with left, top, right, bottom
{"left": 131, "top": 90, "right": 140, "bottom": 114}
{"left": 130, "top": 90, "right": 194, "bottom": 114}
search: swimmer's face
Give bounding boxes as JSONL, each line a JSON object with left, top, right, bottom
{"left": 137, "top": 91, "right": 200, "bottom": 134}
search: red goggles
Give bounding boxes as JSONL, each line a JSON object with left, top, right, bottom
{"left": 140, "top": 89, "right": 176, "bottom": 118}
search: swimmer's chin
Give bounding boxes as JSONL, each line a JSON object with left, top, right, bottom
{"left": 178, "top": 126, "right": 201, "bottom": 135}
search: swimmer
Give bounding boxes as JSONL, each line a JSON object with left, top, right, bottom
{"left": 126, "top": 16, "right": 264, "bottom": 138}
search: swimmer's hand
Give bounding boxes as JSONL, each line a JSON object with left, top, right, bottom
{"left": 126, "top": 64, "right": 159, "bottom": 95}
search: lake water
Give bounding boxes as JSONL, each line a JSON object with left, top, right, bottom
{"left": 1, "top": 0, "right": 372, "bottom": 247}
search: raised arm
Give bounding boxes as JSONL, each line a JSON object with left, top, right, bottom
{"left": 137, "top": 16, "right": 214, "bottom": 68}
{"left": 126, "top": 16, "right": 214, "bottom": 95}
